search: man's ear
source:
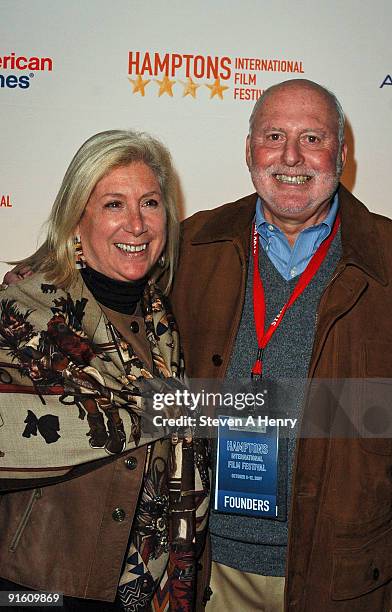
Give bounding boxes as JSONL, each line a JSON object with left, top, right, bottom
{"left": 245, "top": 135, "right": 252, "bottom": 170}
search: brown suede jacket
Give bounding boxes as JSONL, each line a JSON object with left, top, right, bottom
{"left": 171, "top": 185, "right": 392, "bottom": 611}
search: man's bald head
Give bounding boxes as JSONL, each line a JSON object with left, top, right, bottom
{"left": 249, "top": 79, "right": 345, "bottom": 146}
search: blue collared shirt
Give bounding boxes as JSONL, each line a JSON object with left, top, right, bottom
{"left": 255, "top": 194, "right": 339, "bottom": 280}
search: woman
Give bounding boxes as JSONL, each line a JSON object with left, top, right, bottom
{"left": 0, "top": 130, "right": 209, "bottom": 611}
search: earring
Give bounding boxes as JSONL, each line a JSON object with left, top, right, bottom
{"left": 73, "top": 235, "right": 86, "bottom": 269}
{"left": 158, "top": 254, "right": 166, "bottom": 268}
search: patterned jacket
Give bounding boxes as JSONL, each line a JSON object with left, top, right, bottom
{"left": 0, "top": 272, "right": 209, "bottom": 610}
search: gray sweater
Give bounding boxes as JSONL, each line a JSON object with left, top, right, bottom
{"left": 209, "top": 230, "right": 342, "bottom": 575}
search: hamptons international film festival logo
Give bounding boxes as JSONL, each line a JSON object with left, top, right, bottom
{"left": 0, "top": 52, "right": 53, "bottom": 90}
{"left": 127, "top": 50, "right": 305, "bottom": 102}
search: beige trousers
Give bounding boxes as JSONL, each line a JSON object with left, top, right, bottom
{"left": 206, "top": 561, "right": 285, "bottom": 612}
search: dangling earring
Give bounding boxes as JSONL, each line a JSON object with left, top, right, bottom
{"left": 158, "top": 254, "right": 166, "bottom": 268}
{"left": 73, "top": 234, "right": 86, "bottom": 269}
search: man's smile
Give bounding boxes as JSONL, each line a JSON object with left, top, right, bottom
{"left": 274, "top": 174, "right": 312, "bottom": 185}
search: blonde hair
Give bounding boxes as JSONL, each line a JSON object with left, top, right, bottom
{"left": 14, "top": 130, "right": 179, "bottom": 292}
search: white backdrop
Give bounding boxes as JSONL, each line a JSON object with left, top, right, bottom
{"left": 1, "top": 0, "right": 391, "bottom": 277}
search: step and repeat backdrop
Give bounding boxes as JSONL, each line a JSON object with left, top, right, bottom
{"left": 1, "top": 0, "right": 391, "bottom": 277}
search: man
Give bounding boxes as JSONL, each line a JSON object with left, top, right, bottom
{"left": 171, "top": 79, "right": 392, "bottom": 611}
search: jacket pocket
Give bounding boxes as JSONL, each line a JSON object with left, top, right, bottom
{"left": 9, "top": 488, "right": 42, "bottom": 552}
{"left": 331, "top": 525, "right": 392, "bottom": 600}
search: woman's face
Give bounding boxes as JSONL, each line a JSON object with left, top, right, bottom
{"left": 78, "top": 162, "right": 167, "bottom": 282}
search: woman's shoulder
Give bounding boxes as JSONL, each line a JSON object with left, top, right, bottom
{"left": 0, "top": 272, "right": 66, "bottom": 312}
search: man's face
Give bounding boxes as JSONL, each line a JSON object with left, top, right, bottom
{"left": 246, "top": 84, "right": 347, "bottom": 224}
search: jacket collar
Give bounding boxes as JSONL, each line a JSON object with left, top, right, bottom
{"left": 191, "top": 186, "right": 387, "bottom": 286}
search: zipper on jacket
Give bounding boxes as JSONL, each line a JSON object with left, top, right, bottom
{"left": 311, "top": 263, "right": 346, "bottom": 375}
{"left": 314, "top": 269, "right": 341, "bottom": 329}
{"left": 9, "top": 488, "right": 42, "bottom": 552}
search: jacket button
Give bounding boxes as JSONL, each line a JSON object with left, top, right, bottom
{"left": 202, "top": 586, "right": 213, "bottom": 604}
{"left": 373, "top": 568, "right": 380, "bottom": 580}
{"left": 112, "top": 507, "right": 126, "bottom": 522}
{"left": 130, "top": 321, "right": 139, "bottom": 333}
{"left": 212, "top": 354, "right": 222, "bottom": 366}
{"left": 125, "top": 456, "right": 138, "bottom": 470}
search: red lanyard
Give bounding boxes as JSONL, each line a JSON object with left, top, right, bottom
{"left": 251, "top": 213, "right": 341, "bottom": 377}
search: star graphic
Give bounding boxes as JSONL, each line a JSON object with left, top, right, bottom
{"left": 155, "top": 75, "right": 176, "bottom": 97}
{"left": 128, "top": 74, "right": 150, "bottom": 96}
{"left": 205, "top": 78, "right": 229, "bottom": 100}
{"left": 179, "top": 77, "right": 200, "bottom": 98}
